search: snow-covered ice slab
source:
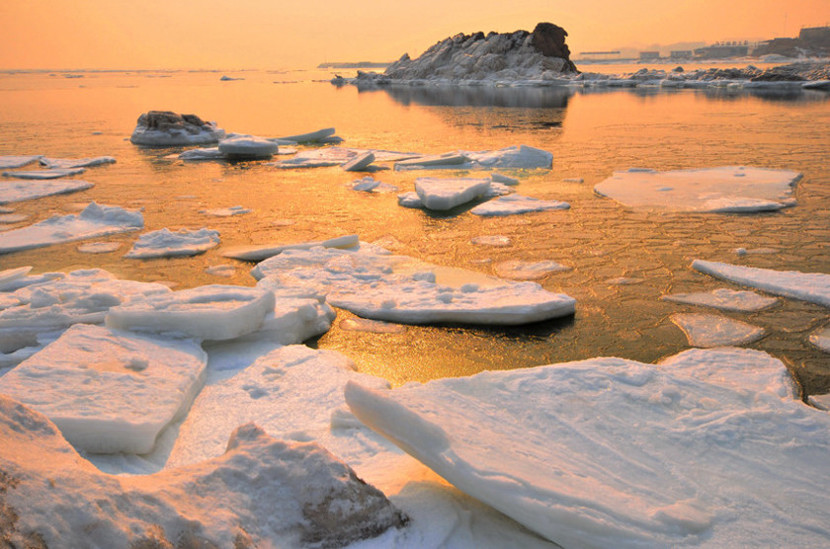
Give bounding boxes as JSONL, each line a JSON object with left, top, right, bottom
{"left": 661, "top": 288, "right": 778, "bottom": 312}
{"left": 218, "top": 135, "right": 278, "bottom": 159}
{"left": 670, "top": 313, "right": 765, "bottom": 347}
{"left": 199, "top": 205, "right": 251, "bottom": 217}
{"left": 0, "top": 324, "right": 205, "bottom": 454}
{"left": 471, "top": 194, "right": 569, "bottom": 216}
{"left": 0, "top": 155, "right": 42, "bottom": 169}
{"left": 106, "top": 284, "right": 275, "bottom": 341}
{"left": 252, "top": 245, "right": 575, "bottom": 325}
{"left": 594, "top": 167, "right": 801, "bottom": 212}
{"left": 0, "top": 178, "right": 93, "bottom": 204}
{"left": 494, "top": 259, "right": 570, "bottom": 280}
{"left": 222, "top": 233, "right": 358, "bottom": 261}
{"left": 415, "top": 177, "right": 491, "bottom": 210}
{"left": 125, "top": 227, "right": 220, "bottom": 258}
{"left": 2, "top": 167, "right": 86, "bottom": 179}
{"left": 345, "top": 347, "right": 830, "bottom": 548}
{"left": 809, "top": 327, "right": 830, "bottom": 353}
{"left": 692, "top": 260, "right": 830, "bottom": 307}
{"left": 270, "top": 146, "right": 356, "bottom": 168}
{"left": 466, "top": 145, "right": 553, "bottom": 169}
{"left": 39, "top": 156, "right": 115, "bottom": 169}
{"left": 0, "top": 396, "right": 406, "bottom": 548}
{"left": 0, "top": 202, "right": 143, "bottom": 254}
{"left": 395, "top": 152, "right": 471, "bottom": 170}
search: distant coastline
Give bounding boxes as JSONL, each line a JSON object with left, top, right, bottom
{"left": 318, "top": 61, "right": 391, "bottom": 69}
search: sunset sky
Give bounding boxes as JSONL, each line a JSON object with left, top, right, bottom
{"left": 0, "top": 0, "right": 827, "bottom": 69}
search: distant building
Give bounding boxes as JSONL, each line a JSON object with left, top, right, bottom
{"left": 694, "top": 44, "right": 749, "bottom": 59}
{"left": 670, "top": 50, "right": 693, "bottom": 60}
{"left": 639, "top": 51, "right": 660, "bottom": 61}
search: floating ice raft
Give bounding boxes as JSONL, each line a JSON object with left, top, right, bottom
{"left": 594, "top": 166, "right": 801, "bottom": 212}
{"left": 125, "top": 227, "right": 220, "bottom": 258}
{"left": 661, "top": 288, "right": 778, "bottom": 312}
{"left": 222, "top": 234, "right": 359, "bottom": 262}
{"left": 414, "top": 177, "right": 492, "bottom": 211}
{"left": 0, "top": 179, "right": 93, "bottom": 204}
{"left": 670, "top": 313, "right": 765, "bottom": 347}
{"left": 471, "top": 194, "right": 570, "bottom": 216}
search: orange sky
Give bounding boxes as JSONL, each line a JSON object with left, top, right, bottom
{"left": 0, "top": 0, "right": 828, "bottom": 69}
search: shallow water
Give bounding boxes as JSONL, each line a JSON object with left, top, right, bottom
{"left": 1, "top": 68, "right": 828, "bottom": 395}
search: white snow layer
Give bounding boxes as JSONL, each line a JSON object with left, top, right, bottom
{"left": 670, "top": 313, "right": 765, "bottom": 347}
{"left": 594, "top": 166, "right": 801, "bottom": 212}
{"left": 661, "top": 288, "right": 778, "bottom": 312}
{"left": 0, "top": 179, "right": 93, "bottom": 204}
{"left": 251, "top": 245, "right": 575, "bottom": 325}
{"left": 0, "top": 324, "right": 206, "bottom": 453}
{"left": 345, "top": 347, "right": 830, "bottom": 549}
{"left": 125, "top": 227, "right": 220, "bottom": 258}
{"left": 0, "top": 202, "right": 143, "bottom": 254}
{"left": 0, "top": 395, "right": 406, "bottom": 548}
{"left": 414, "top": 177, "right": 491, "bottom": 210}
{"left": 2, "top": 167, "right": 86, "bottom": 179}
{"left": 692, "top": 260, "right": 830, "bottom": 307}
{"left": 106, "top": 284, "right": 276, "bottom": 341}
{"left": 470, "top": 194, "right": 570, "bottom": 216}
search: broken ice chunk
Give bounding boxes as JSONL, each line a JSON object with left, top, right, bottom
{"left": 125, "top": 228, "right": 220, "bottom": 259}
{"left": 661, "top": 288, "right": 778, "bottom": 312}
{"left": 414, "top": 177, "right": 491, "bottom": 210}
{"left": 670, "top": 313, "right": 765, "bottom": 347}
{"left": 218, "top": 135, "right": 278, "bottom": 159}
{"left": 39, "top": 156, "right": 116, "bottom": 169}
{"left": 494, "top": 259, "right": 570, "bottom": 280}
{"left": 471, "top": 194, "right": 569, "bottom": 216}
{"left": 0, "top": 155, "right": 42, "bottom": 169}
{"left": 342, "top": 151, "right": 375, "bottom": 172}
{"left": 0, "top": 179, "right": 94, "bottom": 204}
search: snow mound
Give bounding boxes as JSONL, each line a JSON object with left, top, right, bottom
{"left": 39, "top": 156, "right": 115, "bottom": 169}
{"left": 218, "top": 135, "right": 278, "bottom": 159}
{"left": 0, "top": 324, "right": 206, "bottom": 453}
{"left": 0, "top": 202, "right": 143, "bottom": 254}
{"left": 2, "top": 167, "right": 86, "bottom": 179}
{"left": 692, "top": 260, "right": 830, "bottom": 308}
{"left": 106, "top": 284, "right": 275, "bottom": 341}
{"left": 0, "top": 179, "right": 93, "bottom": 204}
{"left": 594, "top": 166, "right": 801, "bottom": 212}
{"left": 670, "top": 313, "right": 765, "bottom": 347}
{"left": 125, "top": 227, "right": 220, "bottom": 258}
{"left": 661, "top": 288, "right": 778, "bottom": 312}
{"left": 130, "top": 110, "right": 225, "bottom": 146}
{"left": 345, "top": 347, "right": 829, "bottom": 548}
{"left": 471, "top": 194, "right": 569, "bottom": 216}
{"left": 415, "top": 177, "right": 491, "bottom": 210}
{"left": 0, "top": 396, "right": 406, "bottom": 547}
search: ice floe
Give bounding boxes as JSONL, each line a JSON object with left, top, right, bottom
{"left": 0, "top": 155, "right": 42, "bottom": 169}
{"left": 809, "top": 326, "right": 830, "bottom": 353}
{"left": 177, "top": 147, "right": 226, "bottom": 161}
{"left": 594, "top": 166, "right": 801, "bottom": 212}
{"left": 350, "top": 176, "right": 399, "bottom": 193}
{"left": 106, "top": 284, "right": 275, "bottom": 341}
{"left": 414, "top": 177, "right": 491, "bottom": 210}
{"left": 670, "top": 313, "right": 765, "bottom": 347}
{"left": 0, "top": 324, "right": 206, "bottom": 454}
{"left": 252, "top": 245, "right": 575, "bottom": 325}
{"left": 276, "top": 127, "right": 336, "bottom": 143}
{"left": 345, "top": 347, "right": 829, "bottom": 548}
{"left": 494, "top": 259, "right": 570, "bottom": 280}
{"left": 125, "top": 227, "right": 220, "bottom": 258}
{"left": 491, "top": 172, "right": 520, "bottom": 185}
{"left": 76, "top": 241, "right": 122, "bottom": 254}
{"left": 205, "top": 264, "right": 236, "bottom": 277}
{"left": 0, "top": 396, "right": 405, "bottom": 547}
{"left": 222, "top": 233, "right": 358, "bottom": 261}
{"left": 471, "top": 194, "right": 569, "bottom": 216}
{"left": 39, "top": 156, "right": 116, "bottom": 169}
{"left": 0, "top": 178, "right": 93, "bottom": 204}
{"left": 692, "top": 260, "right": 830, "bottom": 308}
{"left": 218, "top": 135, "right": 278, "bottom": 159}
{"left": 661, "top": 288, "right": 778, "bottom": 312}
{"left": 0, "top": 202, "right": 143, "bottom": 254}
{"left": 130, "top": 110, "right": 225, "bottom": 146}
{"left": 395, "top": 145, "right": 553, "bottom": 171}
{"left": 199, "top": 205, "right": 251, "bottom": 217}
{"left": 2, "top": 167, "right": 86, "bottom": 179}
{"left": 342, "top": 150, "right": 376, "bottom": 171}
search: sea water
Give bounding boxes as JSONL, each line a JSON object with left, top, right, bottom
{"left": 0, "top": 67, "right": 827, "bottom": 394}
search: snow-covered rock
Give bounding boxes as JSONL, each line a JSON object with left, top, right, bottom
{"left": 130, "top": 110, "right": 225, "bottom": 146}
{"left": 692, "top": 260, "right": 830, "bottom": 307}
{"left": 39, "top": 156, "right": 115, "bottom": 169}
{"left": 345, "top": 347, "right": 829, "bottom": 548}
{"left": 0, "top": 178, "right": 93, "bottom": 204}
{"left": 670, "top": 313, "right": 765, "bottom": 347}
{"left": 471, "top": 194, "right": 569, "bottom": 216}
{"left": 414, "top": 177, "right": 491, "bottom": 210}
{"left": 2, "top": 167, "right": 86, "bottom": 179}
{"left": 661, "top": 288, "right": 778, "bottom": 312}
{"left": 0, "top": 395, "right": 406, "bottom": 547}
{"left": 125, "top": 227, "right": 220, "bottom": 258}
{"left": 106, "top": 284, "right": 275, "bottom": 341}
{"left": 594, "top": 167, "right": 801, "bottom": 212}
{"left": 218, "top": 135, "right": 278, "bottom": 159}
{"left": 0, "top": 202, "right": 143, "bottom": 254}
{"left": 0, "top": 324, "right": 206, "bottom": 454}
{"left": 222, "top": 234, "right": 359, "bottom": 261}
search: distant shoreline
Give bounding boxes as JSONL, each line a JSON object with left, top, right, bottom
{"left": 317, "top": 62, "right": 391, "bottom": 69}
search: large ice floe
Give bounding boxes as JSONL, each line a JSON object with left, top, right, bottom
{"left": 130, "top": 110, "right": 225, "bottom": 146}
{"left": 125, "top": 227, "right": 220, "bottom": 258}
{"left": 670, "top": 313, "right": 765, "bottom": 347}
{"left": 471, "top": 194, "right": 570, "bottom": 216}
{"left": 0, "top": 324, "right": 206, "bottom": 454}
{"left": 252, "top": 243, "right": 576, "bottom": 325}
{"left": 345, "top": 347, "right": 830, "bottom": 548}
{"left": 0, "top": 396, "right": 406, "bottom": 548}
{"left": 661, "top": 288, "right": 778, "bottom": 312}
{"left": 594, "top": 166, "right": 802, "bottom": 212}
{"left": 0, "top": 178, "right": 93, "bottom": 204}
{"left": 692, "top": 260, "right": 830, "bottom": 307}
{"left": 0, "top": 202, "right": 143, "bottom": 254}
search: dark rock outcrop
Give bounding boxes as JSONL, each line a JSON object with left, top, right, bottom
{"left": 530, "top": 22, "right": 577, "bottom": 72}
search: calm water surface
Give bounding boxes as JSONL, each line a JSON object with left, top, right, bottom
{"left": 0, "top": 68, "right": 828, "bottom": 395}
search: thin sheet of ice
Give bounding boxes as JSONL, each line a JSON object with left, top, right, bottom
{"left": 414, "top": 177, "right": 491, "bottom": 210}
{"left": 471, "top": 235, "right": 511, "bottom": 247}
{"left": 252, "top": 245, "right": 575, "bottom": 325}
{"left": 809, "top": 327, "right": 830, "bottom": 353}
{"left": 471, "top": 194, "right": 569, "bottom": 216}
{"left": 345, "top": 347, "right": 829, "bottom": 548}
{"left": 350, "top": 176, "right": 399, "bottom": 193}
{"left": 2, "top": 167, "right": 86, "bottom": 179}
{"left": 340, "top": 317, "right": 406, "bottom": 333}
{"left": 395, "top": 146, "right": 553, "bottom": 171}
{"left": 222, "top": 234, "right": 358, "bottom": 261}
{"left": 199, "top": 205, "right": 251, "bottom": 217}
{"left": 0, "top": 155, "right": 42, "bottom": 169}
{"left": 692, "top": 260, "right": 830, "bottom": 308}
{"left": 276, "top": 127, "right": 336, "bottom": 143}
{"left": 218, "top": 135, "right": 278, "bottom": 159}
{"left": 0, "top": 396, "right": 405, "bottom": 548}
{"left": 0, "top": 202, "right": 143, "bottom": 254}
{"left": 494, "top": 259, "right": 570, "bottom": 280}
{"left": 125, "top": 227, "right": 220, "bottom": 258}
{"left": 205, "top": 264, "right": 236, "bottom": 277}
{"left": 661, "top": 288, "right": 778, "bottom": 312}
{"left": 670, "top": 313, "right": 765, "bottom": 347}
{"left": 39, "top": 156, "right": 116, "bottom": 169}
{"left": 106, "top": 284, "right": 275, "bottom": 341}
{"left": 0, "top": 213, "right": 27, "bottom": 224}
{"left": 0, "top": 324, "right": 206, "bottom": 454}
{"left": 594, "top": 167, "right": 802, "bottom": 212}
{"left": 0, "top": 179, "right": 93, "bottom": 204}
{"left": 77, "top": 241, "right": 121, "bottom": 254}
{"left": 271, "top": 147, "right": 419, "bottom": 169}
